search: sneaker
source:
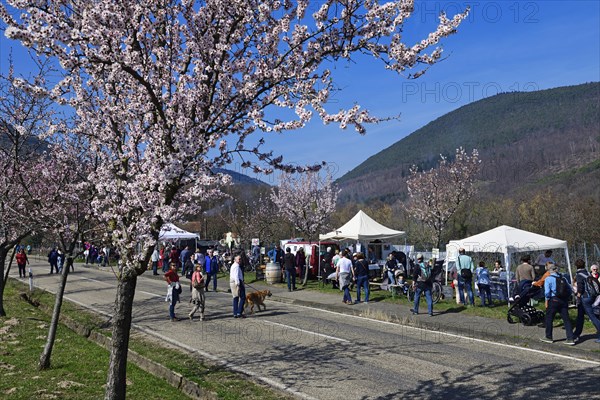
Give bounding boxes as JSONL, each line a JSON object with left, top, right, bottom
{"left": 410, "top": 309, "right": 418, "bottom": 315}
{"left": 564, "top": 340, "right": 576, "bottom": 346}
{"left": 188, "top": 315, "right": 193, "bottom": 321}
{"left": 539, "top": 337, "right": 553, "bottom": 344}
{"left": 429, "top": 313, "right": 434, "bottom": 317}
{"left": 594, "top": 338, "right": 600, "bottom": 344}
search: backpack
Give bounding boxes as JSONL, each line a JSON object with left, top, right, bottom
{"left": 585, "top": 275, "right": 600, "bottom": 298}
{"left": 554, "top": 274, "right": 571, "bottom": 300}
{"left": 457, "top": 255, "right": 472, "bottom": 281}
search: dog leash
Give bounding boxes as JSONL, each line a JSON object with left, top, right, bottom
{"left": 244, "top": 282, "right": 262, "bottom": 292}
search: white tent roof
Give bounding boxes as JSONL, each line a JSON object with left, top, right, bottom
{"left": 159, "top": 223, "right": 199, "bottom": 240}
{"left": 446, "top": 225, "right": 567, "bottom": 255}
{"left": 319, "top": 210, "right": 405, "bottom": 241}
{"left": 445, "top": 225, "right": 571, "bottom": 296}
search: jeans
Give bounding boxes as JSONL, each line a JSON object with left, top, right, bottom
{"left": 413, "top": 284, "right": 433, "bottom": 315}
{"left": 205, "top": 272, "right": 217, "bottom": 291}
{"left": 356, "top": 275, "right": 369, "bottom": 302}
{"left": 387, "top": 270, "right": 396, "bottom": 286}
{"left": 545, "top": 297, "right": 573, "bottom": 340}
{"left": 169, "top": 286, "right": 179, "bottom": 319}
{"left": 233, "top": 283, "right": 246, "bottom": 316}
{"left": 573, "top": 296, "right": 600, "bottom": 339}
{"left": 285, "top": 269, "right": 296, "bottom": 290}
{"left": 458, "top": 276, "right": 474, "bottom": 305}
{"left": 478, "top": 284, "right": 492, "bottom": 306}
{"left": 343, "top": 286, "right": 352, "bottom": 303}
{"left": 152, "top": 261, "right": 158, "bottom": 275}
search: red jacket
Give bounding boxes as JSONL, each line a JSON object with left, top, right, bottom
{"left": 16, "top": 252, "right": 28, "bottom": 265}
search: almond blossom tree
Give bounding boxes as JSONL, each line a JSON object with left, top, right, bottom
{"left": 271, "top": 170, "right": 339, "bottom": 284}
{"left": 32, "top": 137, "right": 98, "bottom": 370}
{"left": 1, "top": 1, "right": 469, "bottom": 397}
{"left": 0, "top": 58, "right": 53, "bottom": 316}
{"left": 405, "top": 147, "right": 481, "bottom": 248}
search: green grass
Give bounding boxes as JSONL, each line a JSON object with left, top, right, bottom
{"left": 1, "top": 279, "right": 293, "bottom": 400}
{"left": 0, "top": 281, "right": 190, "bottom": 400}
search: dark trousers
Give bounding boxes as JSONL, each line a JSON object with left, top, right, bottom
{"left": 478, "top": 284, "right": 492, "bottom": 306}
{"left": 49, "top": 261, "right": 58, "bottom": 274}
{"left": 233, "top": 283, "right": 246, "bottom": 316}
{"left": 286, "top": 268, "right": 296, "bottom": 290}
{"left": 205, "top": 272, "right": 217, "bottom": 291}
{"left": 18, "top": 263, "right": 26, "bottom": 278}
{"left": 573, "top": 296, "right": 600, "bottom": 339}
{"left": 545, "top": 297, "right": 574, "bottom": 340}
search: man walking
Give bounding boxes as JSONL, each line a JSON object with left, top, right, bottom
{"left": 540, "top": 263, "right": 575, "bottom": 345}
{"left": 229, "top": 255, "right": 245, "bottom": 318}
{"left": 204, "top": 249, "right": 219, "bottom": 292}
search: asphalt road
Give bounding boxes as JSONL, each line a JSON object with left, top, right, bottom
{"left": 14, "top": 262, "right": 600, "bottom": 400}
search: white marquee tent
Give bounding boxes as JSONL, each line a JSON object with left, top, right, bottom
{"left": 159, "top": 223, "right": 200, "bottom": 241}
{"left": 319, "top": 210, "right": 405, "bottom": 242}
{"left": 446, "top": 225, "right": 571, "bottom": 295}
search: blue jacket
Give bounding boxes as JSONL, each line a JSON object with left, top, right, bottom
{"left": 544, "top": 273, "right": 558, "bottom": 300}
{"left": 475, "top": 267, "right": 490, "bottom": 285}
{"left": 205, "top": 255, "right": 219, "bottom": 274}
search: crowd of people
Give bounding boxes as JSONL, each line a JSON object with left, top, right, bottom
{"left": 33, "top": 240, "right": 600, "bottom": 343}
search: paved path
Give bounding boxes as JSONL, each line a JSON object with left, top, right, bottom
{"left": 9, "top": 261, "right": 600, "bottom": 400}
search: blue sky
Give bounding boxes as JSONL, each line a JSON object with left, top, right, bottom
{"left": 255, "top": 0, "right": 600, "bottom": 184}
{"left": 2, "top": 1, "right": 599, "bottom": 184}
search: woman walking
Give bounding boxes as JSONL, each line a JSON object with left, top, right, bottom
{"left": 189, "top": 264, "right": 206, "bottom": 321}
{"left": 16, "top": 248, "right": 29, "bottom": 278}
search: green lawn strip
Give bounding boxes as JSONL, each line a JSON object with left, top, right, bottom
{"left": 0, "top": 281, "right": 189, "bottom": 400}
{"left": 4, "top": 279, "right": 292, "bottom": 400}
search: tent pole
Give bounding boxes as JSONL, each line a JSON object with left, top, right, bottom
{"left": 505, "top": 251, "right": 512, "bottom": 307}
{"left": 565, "top": 246, "right": 572, "bottom": 283}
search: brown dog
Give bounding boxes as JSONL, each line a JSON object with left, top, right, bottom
{"left": 245, "top": 290, "right": 272, "bottom": 314}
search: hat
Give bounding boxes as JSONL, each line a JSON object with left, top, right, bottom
{"left": 416, "top": 253, "right": 423, "bottom": 260}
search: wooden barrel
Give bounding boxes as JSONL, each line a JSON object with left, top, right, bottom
{"left": 265, "top": 262, "right": 281, "bottom": 284}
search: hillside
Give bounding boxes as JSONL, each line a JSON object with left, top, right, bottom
{"left": 337, "top": 82, "right": 600, "bottom": 204}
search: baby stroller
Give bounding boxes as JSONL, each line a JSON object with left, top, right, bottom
{"left": 507, "top": 285, "right": 545, "bottom": 326}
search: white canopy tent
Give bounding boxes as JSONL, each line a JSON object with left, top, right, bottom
{"left": 446, "top": 225, "right": 571, "bottom": 297}
{"left": 319, "top": 210, "right": 405, "bottom": 278}
{"left": 159, "top": 223, "right": 200, "bottom": 242}
{"left": 320, "top": 210, "right": 405, "bottom": 242}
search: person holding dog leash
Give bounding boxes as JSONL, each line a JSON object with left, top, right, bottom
{"left": 230, "top": 255, "right": 246, "bottom": 318}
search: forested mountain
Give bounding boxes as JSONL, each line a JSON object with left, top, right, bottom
{"left": 337, "top": 82, "right": 600, "bottom": 204}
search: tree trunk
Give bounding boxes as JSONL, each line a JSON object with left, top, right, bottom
{"left": 1, "top": 246, "right": 17, "bottom": 292}
{"left": 0, "top": 248, "right": 8, "bottom": 316}
{"left": 39, "top": 256, "right": 72, "bottom": 370}
{"left": 104, "top": 275, "right": 138, "bottom": 400}
{"left": 301, "top": 242, "right": 311, "bottom": 287}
